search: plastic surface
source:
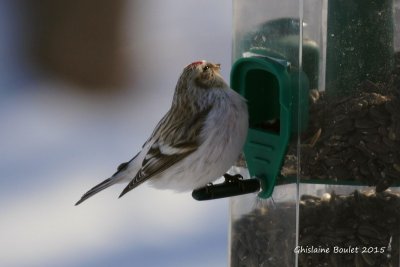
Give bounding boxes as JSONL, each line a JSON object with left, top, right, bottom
{"left": 326, "top": 0, "right": 394, "bottom": 93}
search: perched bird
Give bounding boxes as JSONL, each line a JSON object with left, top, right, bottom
{"left": 75, "top": 60, "right": 248, "bottom": 205}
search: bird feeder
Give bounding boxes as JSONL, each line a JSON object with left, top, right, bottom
{"left": 229, "top": 0, "right": 400, "bottom": 266}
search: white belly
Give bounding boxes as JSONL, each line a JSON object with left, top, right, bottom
{"left": 148, "top": 89, "right": 248, "bottom": 191}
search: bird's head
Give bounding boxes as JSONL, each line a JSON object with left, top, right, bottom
{"left": 172, "top": 60, "right": 229, "bottom": 111}
{"left": 181, "top": 60, "right": 227, "bottom": 90}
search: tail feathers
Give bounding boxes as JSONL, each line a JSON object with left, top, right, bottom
{"left": 75, "top": 178, "right": 116, "bottom": 206}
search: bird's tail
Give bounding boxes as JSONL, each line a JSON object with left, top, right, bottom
{"left": 75, "top": 153, "right": 139, "bottom": 206}
{"left": 75, "top": 177, "right": 117, "bottom": 206}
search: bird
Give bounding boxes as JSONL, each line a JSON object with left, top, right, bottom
{"left": 75, "top": 60, "right": 248, "bottom": 205}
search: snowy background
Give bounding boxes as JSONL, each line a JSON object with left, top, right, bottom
{"left": 0, "top": 1, "right": 232, "bottom": 267}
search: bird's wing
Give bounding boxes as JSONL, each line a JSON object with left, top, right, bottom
{"left": 119, "top": 107, "right": 211, "bottom": 197}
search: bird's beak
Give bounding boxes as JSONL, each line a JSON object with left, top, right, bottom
{"left": 213, "top": 63, "right": 221, "bottom": 72}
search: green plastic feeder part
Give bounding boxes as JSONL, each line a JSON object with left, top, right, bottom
{"left": 231, "top": 54, "right": 309, "bottom": 198}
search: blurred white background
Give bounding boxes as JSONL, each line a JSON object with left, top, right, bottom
{"left": 0, "top": 1, "right": 232, "bottom": 266}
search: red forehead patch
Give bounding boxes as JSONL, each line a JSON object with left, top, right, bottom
{"left": 187, "top": 61, "right": 204, "bottom": 67}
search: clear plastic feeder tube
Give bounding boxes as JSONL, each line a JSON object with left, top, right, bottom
{"left": 230, "top": 0, "right": 400, "bottom": 266}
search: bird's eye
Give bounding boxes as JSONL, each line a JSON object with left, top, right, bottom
{"left": 202, "top": 65, "right": 210, "bottom": 72}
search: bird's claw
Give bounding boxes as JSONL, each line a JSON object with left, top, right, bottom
{"left": 223, "top": 173, "right": 243, "bottom": 183}
{"left": 192, "top": 173, "right": 260, "bottom": 201}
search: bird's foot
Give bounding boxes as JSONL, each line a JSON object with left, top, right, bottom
{"left": 192, "top": 173, "right": 260, "bottom": 201}
{"left": 223, "top": 173, "right": 243, "bottom": 183}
